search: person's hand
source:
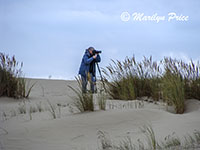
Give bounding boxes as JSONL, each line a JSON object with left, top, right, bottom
{"left": 93, "top": 54, "right": 97, "bottom": 59}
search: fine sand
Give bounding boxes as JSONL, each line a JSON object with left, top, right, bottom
{"left": 0, "top": 78, "right": 200, "bottom": 150}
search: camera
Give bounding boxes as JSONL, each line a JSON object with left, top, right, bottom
{"left": 92, "top": 50, "right": 102, "bottom": 55}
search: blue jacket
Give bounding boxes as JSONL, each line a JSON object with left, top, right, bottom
{"left": 79, "top": 49, "right": 101, "bottom": 77}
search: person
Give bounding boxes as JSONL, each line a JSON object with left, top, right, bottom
{"left": 78, "top": 47, "right": 101, "bottom": 93}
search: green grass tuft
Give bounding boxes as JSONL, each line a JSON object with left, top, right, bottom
{"left": 103, "top": 55, "right": 200, "bottom": 114}
{"left": 0, "top": 53, "right": 35, "bottom": 99}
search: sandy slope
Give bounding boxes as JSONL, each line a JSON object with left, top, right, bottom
{"left": 0, "top": 79, "right": 200, "bottom": 150}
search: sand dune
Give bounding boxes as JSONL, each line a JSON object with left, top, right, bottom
{"left": 0, "top": 79, "right": 200, "bottom": 150}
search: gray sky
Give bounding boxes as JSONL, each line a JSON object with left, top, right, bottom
{"left": 1, "top": 0, "right": 200, "bottom": 79}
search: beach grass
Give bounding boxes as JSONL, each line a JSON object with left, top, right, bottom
{"left": 68, "top": 77, "right": 94, "bottom": 112}
{"left": 47, "top": 99, "right": 57, "bottom": 119}
{"left": 97, "top": 125, "right": 200, "bottom": 150}
{"left": 103, "top": 55, "right": 200, "bottom": 114}
{"left": 0, "top": 53, "right": 35, "bottom": 99}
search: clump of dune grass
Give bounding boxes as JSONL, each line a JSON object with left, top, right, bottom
{"left": 68, "top": 76, "right": 94, "bottom": 113}
{"left": 1, "top": 100, "right": 62, "bottom": 121}
{"left": 103, "top": 55, "right": 200, "bottom": 114}
{"left": 21, "top": 78, "right": 36, "bottom": 98}
{"left": 97, "top": 130, "right": 113, "bottom": 150}
{"left": 182, "top": 60, "right": 200, "bottom": 100}
{"left": 140, "top": 125, "right": 157, "bottom": 150}
{"left": 160, "top": 132, "right": 181, "bottom": 149}
{"left": 102, "top": 56, "right": 162, "bottom": 101}
{"left": 97, "top": 125, "right": 200, "bottom": 150}
{"left": 0, "top": 53, "right": 35, "bottom": 99}
{"left": 162, "top": 58, "right": 185, "bottom": 114}
{"left": 47, "top": 99, "right": 57, "bottom": 119}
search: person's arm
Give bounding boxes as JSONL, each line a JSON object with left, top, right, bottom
{"left": 95, "top": 54, "right": 101, "bottom": 63}
{"left": 83, "top": 55, "right": 94, "bottom": 64}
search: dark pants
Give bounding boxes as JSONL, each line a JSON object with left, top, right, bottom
{"left": 81, "top": 73, "right": 96, "bottom": 93}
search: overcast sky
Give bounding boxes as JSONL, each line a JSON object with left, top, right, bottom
{"left": 1, "top": 0, "right": 200, "bottom": 79}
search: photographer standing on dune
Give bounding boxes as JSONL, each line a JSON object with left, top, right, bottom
{"left": 79, "top": 47, "right": 101, "bottom": 93}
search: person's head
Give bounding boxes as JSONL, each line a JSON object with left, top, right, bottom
{"left": 87, "top": 47, "right": 95, "bottom": 55}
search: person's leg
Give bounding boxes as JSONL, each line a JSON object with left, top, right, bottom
{"left": 81, "top": 75, "right": 87, "bottom": 93}
{"left": 90, "top": 74, "right": 97, "bottom": 93}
